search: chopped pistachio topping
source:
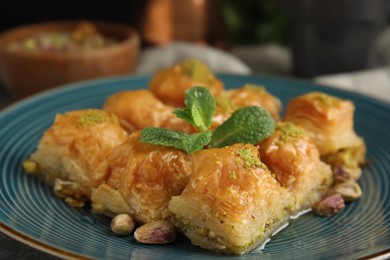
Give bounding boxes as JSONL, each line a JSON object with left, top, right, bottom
{"left": 236, "top": 148, "right": 262, "bottom": 168}
{"left": 227, "top": 186, "right": 236, "bottom": 193}
{"left": 77, "top": 112, "right": 105, "bottom": 127}
{"left": 243, "top": 84, "right": 265, "bottom": 93}
{"left": 230, "top": 171, "right": 237, "bottom": 179}
{"left": 215, "top": 96, "right": 237, "bottom": 116}
{"left": 317, "top": 93, "right": 332, "bottom": 106}
{"left": 182, "top": 59, "right": 212, "bottom": 82}
{"left": 306, "top": 92, "right": 337, "bottom": 106}
{"left": 276, "top": 122, "right": 303, "bottom": 145}
{"left": 110, "top": 113, "right": 118, "bottom": 124}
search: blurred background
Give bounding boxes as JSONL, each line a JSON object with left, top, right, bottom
{"left": 1, "top": 0, "right": 390, "bottom": 102}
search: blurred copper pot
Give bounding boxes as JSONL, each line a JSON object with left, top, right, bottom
{"left": 140, "top": 0, "right": 228, "bottom": 49}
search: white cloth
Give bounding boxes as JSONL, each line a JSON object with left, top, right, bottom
{"left": 134, "top": 42, "right": 251, "bottom": 75}
{"left": 314, "top": 67, "right": 390, "bottom": 103}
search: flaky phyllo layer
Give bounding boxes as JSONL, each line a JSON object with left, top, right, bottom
{"left": 169, "top": 144, "right": 289, "bottom": 254}
{"left": 24, "top": 109, "right": 128, "bottom": 207}
{"left": 284, "top": 92, "right": 366, "bottom": 179}
{"left": 91, "top": 131, "right": 192, "bottom": 224}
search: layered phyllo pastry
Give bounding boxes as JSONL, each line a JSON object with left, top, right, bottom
{"left": 258, "top": 122, "right": 333, "bottom": 212}
{"left": 219, "top": 84, "right": 282, "bottom": 121}
{"left": 23, "top": 109, "right": 128, "bottom": 207}
{"left": 103, "top": 90, "right": 174, "bottom": 132}
{"left": 149, "top": 59, "right": 224, "bottom": 107}
{"left": 169, "top": 144, "right": 291, "bottom": 254}
{"left": 283, "top": 92, "right": 366, "bottom": 181}
{"left": 103, "top": 90, "right": 195, "bottom": 134}
{"left": 91, "top": 131, "right": 192, "bottom": 224}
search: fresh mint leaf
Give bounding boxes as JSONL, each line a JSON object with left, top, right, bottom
{"left": 141, "top": 88, "right": 276, "bottom": 154}
{"left": 209, "top": 106, "right": 275, "bottom": 148}
{"left": 173, "top": 87, "right": 215, "bottom": 132}
{"left": 183, "top": 131, "right": 213, "bottom": 154}
{"left": 140, "top": 127, "right": 212, "bottom": 154}
{"left": 172, "top": 107, "right": 194, "bottom": 126}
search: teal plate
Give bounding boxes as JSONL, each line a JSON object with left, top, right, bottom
{"left": 1, "top": 74, "right": 390, "bottom": 260}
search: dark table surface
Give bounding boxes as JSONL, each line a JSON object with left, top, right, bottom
{"left": 0, "top": 232, "right": 60, "bottom": 260}
{"left": 0, "top": 85, "right": 15, "bottom": 110}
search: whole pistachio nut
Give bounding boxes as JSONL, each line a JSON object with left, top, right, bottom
{"left": 330, "top": 180, "right": 362, "bottom": 202}
{"left": 111, "top": 214, "right": 135, "bottom": 236}
{"left": 313, "top": 194, "right": 345, "bottom": 217}
{"left": 22, "top": 160, "right": 38, "bottom": 174}
{"left": 134, "top": 220, "right": 177, "bottom": 244}
{"left": 332, "top": 166, "right": 362, "bottom": 183}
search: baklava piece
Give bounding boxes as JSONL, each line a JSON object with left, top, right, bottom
{"left": 23, "top": 109, "right": 128, "bottom": 207}
{"left": 169, "top": 144, "right": 290, "bottom": 254}
{"left": 103, "top": 90, "right": 195, "bottom": 133}
{"left": 91, "top": 131, "right": 192, "bottom": 224}
{"left": 283, "top": 92, "right": 366, "bottom": 181}
{"left": 220, "top": 84, "right": 282, "bottom": 121}
{"left": 149, "top": 59, "right": 224, "bottom": 107}
{"left": 258, "top": 122, "right": 333, "bottom": 212}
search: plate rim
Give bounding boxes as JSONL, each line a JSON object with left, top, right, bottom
{"left": 0, "top": 223, "right": 90, "bottom": 260}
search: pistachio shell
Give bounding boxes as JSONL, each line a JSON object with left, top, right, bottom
{"left": 330, "top": 180, "right": 362, "bottom": 202}
{"left": 111, "top": 214, "right": 135, "bottom": 236}
{"left": 134, "top": 220, "right": 177, "bottom": 244}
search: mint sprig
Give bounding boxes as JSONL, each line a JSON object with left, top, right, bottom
{"left": 140, "top": 86, "right": 275, "bottom": 154}
{"left": 173, "top": 87, "right": 215, "bottom": 132}
{"left": 140, "top": 128, "right": 212, "bottom": 154}
{"left": 209, "top": 106, "right": 275, "bottom": 148}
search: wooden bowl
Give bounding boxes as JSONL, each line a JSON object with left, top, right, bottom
{"left": 0, "top": 20, "right": 140, "bottom": 97}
